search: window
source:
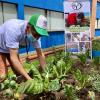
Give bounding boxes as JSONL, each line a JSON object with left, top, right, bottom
{"left": 49, "top": 11, "right": 64, "bottom": 31}
{"left": 98, "top": 19, "right": 100, "bottom": 28}
{"left": 3, "top": 3, "right": 17, "bottom": 21}
{"left": 0, "top": 2, "right": 3, "bottom": 25}
{"left": 24, "top": 6, "right": 64, "bottom": 31}
{"left": 24, "top": 6, "right": 45, "bottom": 21}
{"left": 95, "top": 19, "right": 100, "bottom": 29}
{"left": 47, "top": 10, "right": 51, "bottom": 30}
{"left": 0, "top": 2, "right": 17, "bottom": 25}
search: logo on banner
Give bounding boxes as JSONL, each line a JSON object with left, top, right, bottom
{"left": 72, "top": 2, "right": 82, "bottom": 10}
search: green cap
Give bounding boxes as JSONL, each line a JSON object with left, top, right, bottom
{"left": 29, "top": 14, "right": 48, "bottom": 36}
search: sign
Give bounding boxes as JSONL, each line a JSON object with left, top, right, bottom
{"left": 64, "top": 0, "right": 92, "bottom": 57}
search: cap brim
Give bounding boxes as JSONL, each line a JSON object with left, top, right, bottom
{"left": 34, "top": 26, "right": 49, "bottom": 36}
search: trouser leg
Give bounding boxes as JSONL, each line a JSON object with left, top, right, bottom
{"left": 5, "top": 53, "right": 20, "bottom": 76}
{"left": 0, "top": 53, "right": 8, "bottom": 82}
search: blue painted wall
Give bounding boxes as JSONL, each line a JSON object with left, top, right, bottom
{"left": 92, "top": 51, "right": 100, "bottom": 57}
{"left": 95, "top": 29, "right": 100, "bottom": 36}
{"left": 95, "top": 2, "right": 100, "bottom": 38}
{"left": 19, "top": 31, "right": 65, "bottom": 54}
{"left": 41, "top": 31, "right": 64, "bottom": 49}
{"left": 96, "top": 2, "right": 100, "bottom": 18}
{"left": 0, "top": 0, "right": 63, "bottom": 12}
{"left": 24, "top": 0, "right": 63, "bottom": 12}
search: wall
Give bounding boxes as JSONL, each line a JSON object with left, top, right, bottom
{"left": 19, "top": 31, "right": 64, "bottom": 54}
{"left": 0, "top": 0, "right": 63, "bottom": 19}
{"left": 0, "top": 0, "right": 100, "bottom": 57}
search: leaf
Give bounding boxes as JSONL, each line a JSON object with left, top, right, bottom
{"left": 64, "top": 84, "right": 79, "bottom": 100}
{"left": 48, "top": 79, "right": 60, "bottom": 91}
{"left": 18, "top": 79, "right": 43, "bottom": 94}
{"left": 77, "top": 53, "right": 87, "bottom": 64}
{"left": 64, "top": 63, "right": 71, "bottom": 75}
{"left": 17, "top": 80, "right": 33, "bottom": 94}
{"left": 74, "top": 69, "right": 82, "bottom": 81}
{"left": 29, "top": 65, "right": 42, "bottom": 80}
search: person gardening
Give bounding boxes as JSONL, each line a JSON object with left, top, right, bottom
{"left": 0, "top": 14, "right": 48, "bottom": 82}
{"left": 66, "top": 12, "right": 86, "bottom": 27}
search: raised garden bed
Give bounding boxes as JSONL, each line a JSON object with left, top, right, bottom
{"left": 0, "top": 50, "right": 100, "bottom": 100}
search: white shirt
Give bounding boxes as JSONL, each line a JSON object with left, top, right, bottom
{"left": 0, "top": 19, "right": 41, "bottom": 53}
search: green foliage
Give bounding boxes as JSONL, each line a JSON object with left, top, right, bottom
{"left": 2, "top": 50, "right": 94, "bottom": 99}
{"left": 73, "top": 69, "right": 88, "bottom": 89}
{"left": 48, "top": 78, "right": 60, "bottom": 92}
{"left": 64, "top": 84, "right": 79, "bottom": 100}
{"left": 76, "top": 53, "right": 87, "bottom": 65}
{"left": 93, "top": 81, "right": 100, "bottom": 92}
{"left": 43, "top": 71, "right": 50, "bottom": 92}
{"left": 89, "top": 71, "right": 100, "bottom": 92}
{"left": 41, "top": 52, "right": 72, "bottom": 80}
{"left": 3, "top": 88, "right": 14, "bottom": 98}
{"left": 0, "top": 75, "right": 18, "bottom": 91}
{"left": 18, "top": 78, "right": 60, "bottom": 94}
{"left": 23, "top": 62, "right": 32, "bottom": 73}
{"left": 93, "top": 57, "right": 100, "bottom": 67}
{"left": 92, "top": 39, "right": 100, "bottom": 51}
{"left": 23, "top": 60, "right": 39, "bottom": 73}
{"left": 28, "top": 64, "right": 42, "bottom": 80}
{"left": 18, "top": 79, "right": 43, "bottom": 94}
{"left": 51, "top": 58, "right": 72, "bottom": 79}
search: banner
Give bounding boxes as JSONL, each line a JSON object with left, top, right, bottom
{"left": 64, "top": 0, "right": 92, "bottom": 56}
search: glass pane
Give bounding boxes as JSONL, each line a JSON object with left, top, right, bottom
{"left": 3, "top": 3, "right": 17, "bottom": 22}
{"left": 50, "top": 11, "right": 64, "bottom": 31}
{"left": 24, "top": 6, "right": 45, "bottom": 21}
{"left": 0, "top": 2, "right": 3, "bottom": 25}
{"left": 98, "top": 19, "right": 100, "bottom": 28}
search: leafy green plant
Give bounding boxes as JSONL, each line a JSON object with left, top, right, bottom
{"left": 48, "top": 79, "right": 60, "bottom": 91}
{"left": 18, "top": 79, "right": 43, "bottom": 94}
{"left": 0, "top": 74, "right": 19, "bottom": 99}
{"left": 93, "top": 57, "right": 100, "bottom": 69}
{"left": 52, "top": 59, "right": 72, "bottom": 79}
{"left": 3, "top": 88, "right": 14, "bottom": 98}
{"left": 73, "top": 69, "right": 89, "bottom": 89}
{"left": 42, "top": 67, "right": 61, "bottom": 92}
{"left": 43, "top": 70, "right": 50, "bottom": 92}
{"left": 0, "top": 75, "right": 18, "bottom": 91}
{"left": 28, "top": 64, "right": 42, "bottom": 80}
{"left": 64, "top": 84, "right": 79, "bottom": 100}
{"left": 43, "top": 52, "right": 72, "bottom": 80}
{"left": 89, "top": 71, "right": 100, "bottom": 92}
{"left": 18, "top": 78, "right": 61, "bottom": 94}
{"left": 76, "top": 53, "right": 87, "bottom": 65}
{"left": 92, "top": 39, "right": 100, "bottom": 51}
